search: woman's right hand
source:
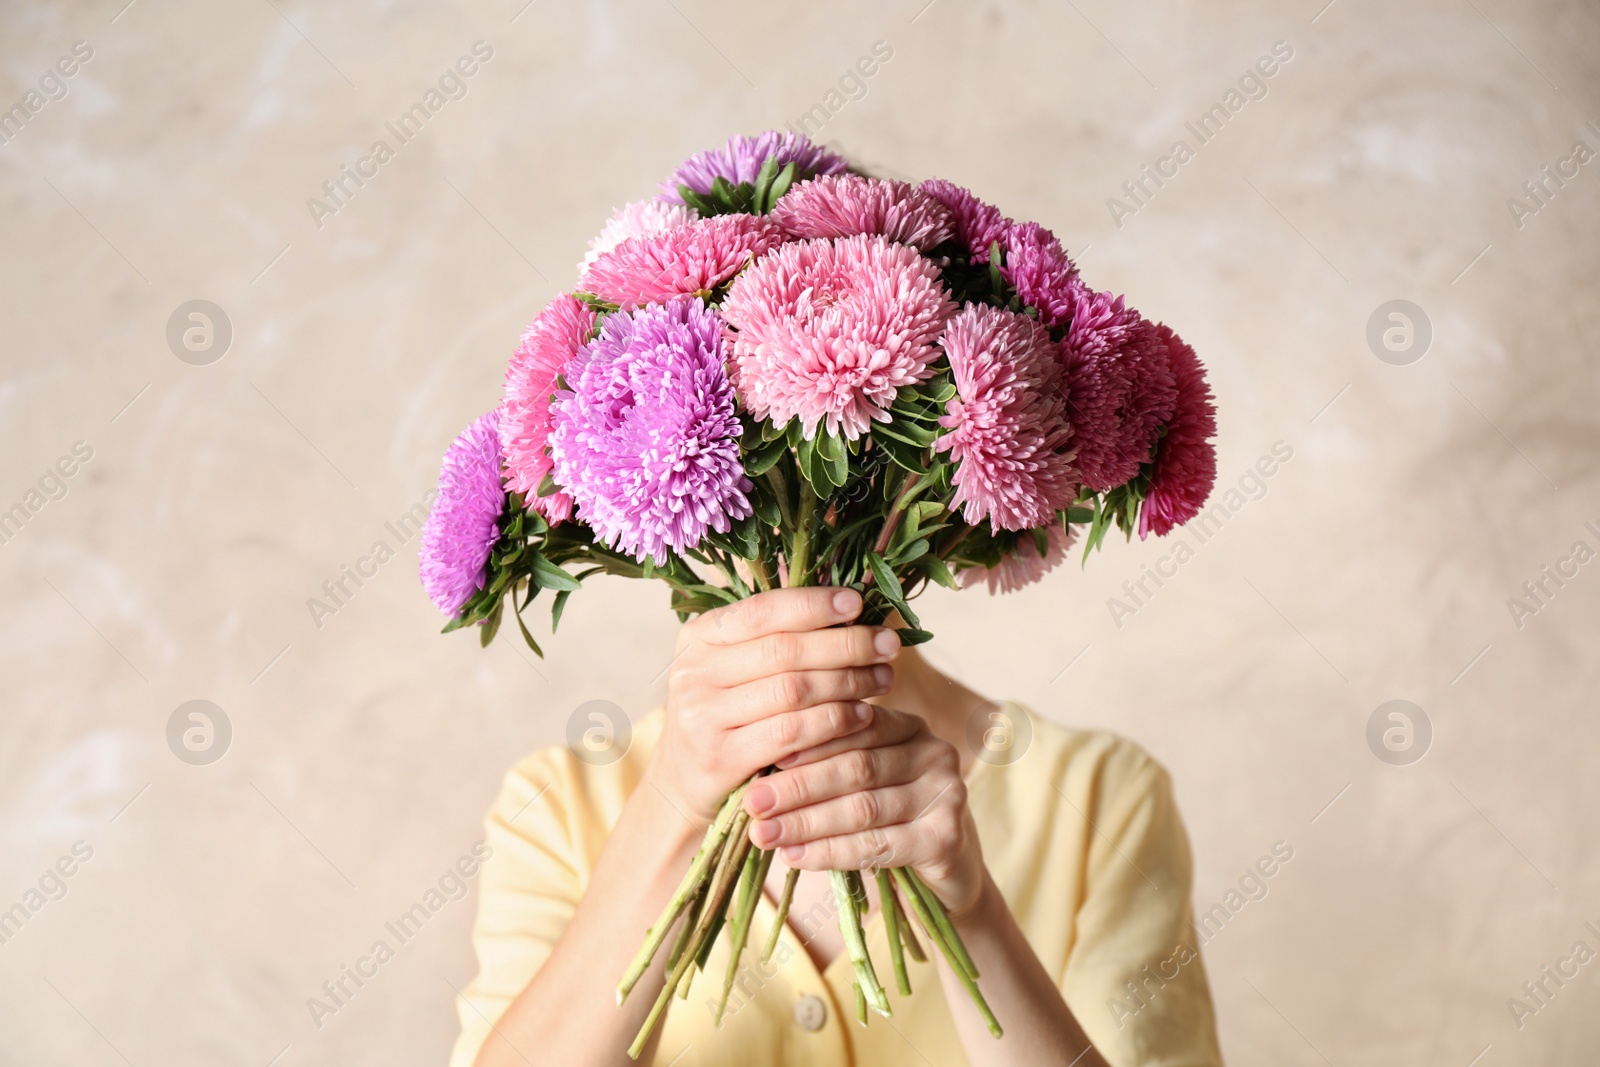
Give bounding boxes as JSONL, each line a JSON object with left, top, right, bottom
{"left": 644, "top": 586, "right": 901, "bottom": 824}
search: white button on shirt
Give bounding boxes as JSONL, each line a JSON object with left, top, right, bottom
{"left": 792, "top": 994, "right": 827, "bottom": 1032}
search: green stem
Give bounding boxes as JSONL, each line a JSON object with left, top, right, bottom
{"left": 788, "top": 477, "right": 819, "bottom": 587}
{"left": 907, "top": 869, "right": 979, "bottom": 980}
{"left": 890, "top": 882, "right": 926, "bottom": 963}
{"left": 747, "top": 554, "right": 773, "bottom": 592}
{"left": 831, "top": 870, "right": 890, "bottom": 1017}
{"left": 890, "top": 868, "right": 1001, "bottom": 1038}
{"left": 714, "top": 846, "right": 774, "bottom": 1024}
{"left": 762, "top": 867, "right": 800, "bottom": 962}
{"left": 878, "top": 868, "right": 912, "bottom": 997}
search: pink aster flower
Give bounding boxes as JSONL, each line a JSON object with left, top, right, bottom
{"left": 1139, "top": 325, "right": 1217, "bottom": 538}
{"left": 720, "top": 234, "right": 956, "bottom": 440}
{"left": 499, "top": 293, "right": 595, "bottom": 523}
{"left": 1061, "top": 287, "right": 1179, "bottom": 492}
{"left": 918, "top": 179, "right": 1009, "bottom": 260}
{"left": 581, "top": 199, "right": 696, "bottom": 271}
{"left": 1001, "top": 220, "right": 1081, "bottom": 328}
{"left": 420, "top": 410, "right": 505, "bottom": 616}
{"left": 936, "top": 304, "right": 1077, "bottom": 531}
{"left": 659, "top": 130, "right": 849, "bottom": 203}
{"left": 550, "top": 299, "right": 752, "bottom": 562}
{"left": 771, "top": 174, "right": 954, "bottom": 251}
{"left": 579, "top": 214, "right": 785, "bottom": 307}
{"left": 961, "top": 522, "right": 1073, "bottom": 594}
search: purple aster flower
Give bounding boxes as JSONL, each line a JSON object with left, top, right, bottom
{"left": 550, "top": 299, "right": 752, "bottom": 562}
{"left": 658, "top": 130, "right": 849, "bottom": 203}
{"left": 419, "top": 410, "right": 506, "bottom": 616}
{"left": 1001, "top": 220, "right": 1081, "bottom": 328}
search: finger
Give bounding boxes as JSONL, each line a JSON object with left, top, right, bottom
{"left": 775, "top": 705, "right": 925, "bottom": 770}
{"left": 724, "top": 664, "right": 893, "bottom": 725}
{"left": 746, "top": 743, "right": 923, "bottom": 819}
{"left": 747, "top": 777, "right": 940, "bottom": 849}
{"left": 689, "top": 587, "right": 862, "bottom": 646}
{"left": 725, "top": 701, "right": 875, "bottom": 771}
{"left": 708, "top": 625, "right": 899, "bottom": 688}
{"left": 777, "top": 825, "right": 917, "bottom": 873}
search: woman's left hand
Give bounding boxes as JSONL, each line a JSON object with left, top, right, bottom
{"left": 742, "top": 705, "right": 988, "bottom": 919}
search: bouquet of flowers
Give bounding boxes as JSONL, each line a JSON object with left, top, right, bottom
{"left": 419, "top": 130, "right": 1216, "bottom": 1056}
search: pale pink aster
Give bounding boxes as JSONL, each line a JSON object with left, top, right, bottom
{"left": 1139, "top": 325, "right": 1217, "bottom": 538}
{"left": 918, "top": 179, "right": 1009, "bottom": 260}
{"left": 936, "top": 305, "right": 1077, "bottom": 531}
{"left": 961, "top": 522, "right": 1073, "bottom": 594}
{"left": 1001, "top": 220, "right": 1081, "bottom": 327}
{"left": 771, "top": 175, "right": 954, "bottom": 251}
{"left": 580, "top": 214, "right": 785, "bottom": 307}
{"left": 1061, "top": 286, "right": 1179, "bottom": 492}
{"left": 659, "top": 130, "right": 849, "bottom": 203}
{"left": 581, "top": 199, "right": 696, "bottom": 271}
{"left": 419, "top": 410, "right": 505, "bottom": 616}
{"left": 720, "top": 234, "right": 956, "bottom": 440}
{"left": 499, "top": 294, "right": 595, "bottom": 523}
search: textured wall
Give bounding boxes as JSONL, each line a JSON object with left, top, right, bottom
{"left": 2, "top": 1, "right": 1597, "bottom": 1064}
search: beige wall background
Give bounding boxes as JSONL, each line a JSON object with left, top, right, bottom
{"left": 3, "top": 0, "right": 1597, "bottom": 1064}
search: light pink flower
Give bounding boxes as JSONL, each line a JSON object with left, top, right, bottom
{"left": 919, "top": 179, "right": 1009, "bottom": 260}
{"left": 961, "top": 522, "right": 1073, "bottom": 594}
{"left": 581, "top": 199, "right": 696, "bottom": 271}
{"left": 936, "top": 304, "right": 1077, "bottom": 531}
{"left": 721, "top": 235, "right": 956, "bottom": 440}
{"left": 499, "top": 293, "right": 595, "bottom": 522}
{"left": 771, "top": 174, "right": 954, "bottom": 251}
{"left": 580, "top": 214, "right": 785, "bottom": 306}
{"left": 1061, "top": 287, "right": 1177, "bottom": 492}
{"left": 1139, "top": 325, "right": 1217, "bottom": 538}
{"left": 1001, "top": 221, "right": 1080, "bottom": 328}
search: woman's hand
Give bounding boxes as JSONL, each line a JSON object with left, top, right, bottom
{"left": 742, "top": 705, "right": 988, "bottom": 919}
{"left": 643, "top": 587, "right": 903, "bottom": 824}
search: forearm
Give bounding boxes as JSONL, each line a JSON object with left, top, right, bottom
{"left": 936, "top": 870, "right": 1108, "bottom": 1067}
{"left": 474, "top": 780, "right": 701, "bottom": 1067}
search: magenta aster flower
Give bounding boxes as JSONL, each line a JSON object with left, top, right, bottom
{"left": 581, "top": 198, "right": 696, "bottom": 271}
{"left": 550, "top": 299, "right": 752, "bottom": 562}
{"left": 420, "top": 410, "right": 505, "bottom": 616}
{"left": 721, "top": 234, "right": 956, "bottom": 440}
{"left": 659, "top": 130, "right": 849, "bottom": 203}
{"left": 936, "top": 305, "right": 1077, "bottom": 531}
{"left": 579, "top": 214, "right": 785, "bottom": 307}
{"left": 1061, "top": 287, "right": 1179, "bottom": 492}
{"left": 961, "top": 522, "right": 1073, "bottom": 594}
{"left": 918, "top": 179, "right": 1009, "bottom": 261}
{"left": 1001, "top": 220, "right": 1081, "bottom": 328}
{"left": 1139, "top": 325, "right": 1217, "bottom": 537}
{"left": 500, "top": 293, "right": 595, "bottom": 523}
{"left": 771, "top": 174, "right": 954, "bottom": 251}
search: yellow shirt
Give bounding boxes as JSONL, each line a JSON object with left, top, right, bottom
{"left": 449, "top": 703, "right": 1223, "bottom": 1067}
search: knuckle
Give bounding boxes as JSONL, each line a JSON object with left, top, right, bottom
{"left": 851, "top": 790, "right": 879, "bottom": 829}
{"left": 774, "top": 672, "right": 807, "bottom": 709}
{"left": 763, "top": 632, "right": 795, "bottom": 671}
{"left": 843, "top": 749, "right": 876, "bottom": 791}
{"left": 770, "top": 710, "right": 801, "bottom": 750}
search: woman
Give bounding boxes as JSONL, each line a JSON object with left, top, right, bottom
{"left": 449, "top": 586, "right": 1222, "bottom": 1066}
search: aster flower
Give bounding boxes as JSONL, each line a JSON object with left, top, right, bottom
{"left": 659, "top": 130, "right": 849, "bottom": 203}
{"left": 1001, "top": 220, "right": 1081, "bottom": 328}
{"left": 936, "top": 304, "right": 1077, "bottom": 531}
{"left": 961, "top": 522, "right": 1073, "bottom": 594}
{"left": 771, "top": 175, "right": 954, "bottom": 251}
{"left": 1139, "top": 325, "right": 1217, "bottom": 538}
{"left": 500, "top": 293, "right": 595, "bottom": 522}
{"left": 581, "top": 199, "right": 697, "bottom": 271}
{"left": 721, "top": 234, "right": 956, "bottom": 440}
{"left": 420, "top": 410, "right": 506, "bottom": 616}
{"left": 1061, "top": 287, "right": 1179, "bottom": 492}
{"left": 550, "top": 299, "right": 752, "bottom": 562}
{"left": 580, "top": 214, "right": 785, "bottom": 307}
{"left": 918, "top": 179, "right": 1009, "bottom": 261}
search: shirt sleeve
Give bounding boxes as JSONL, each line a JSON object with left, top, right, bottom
{"left": 1059, "top": 746, "right": 1224, "bottom": 1067}
{"left": 447, "top": 751, "right": 585, "bottom": 1067}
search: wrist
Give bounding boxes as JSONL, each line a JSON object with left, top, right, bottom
{"left": 943, "top": 865, "right": 998, "bottom": 927}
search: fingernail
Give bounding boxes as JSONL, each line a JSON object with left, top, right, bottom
{"left": 750, "top": 820, "right": 781, "bottom": 847}
{"left": 873, "top": 629, "right": 901, "bottom": 658}
{"left": 780, "top": 844, "right": 805, "bottom": 864}
{"left": 873, "top": 664, "right": 894, "bottom": 689}
{"left": 852, "top": 701, "right": 873, "bottom": 724}
{"left": 746, "top": 782, "right": 776, "bottom": 816}
{"left": 833, "top": 589, "right": 862, "bottom": 616}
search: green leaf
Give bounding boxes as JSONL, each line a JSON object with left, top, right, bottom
{"left": 479, "top": 598, "right": 504, "bottom": 647}
{"left": 743, "top": 435, "right": 788, "bottom": 477}
{"left": 550, "top": 589, "right": 571, "bottom": 633}
{"left": 987, "top": 240, "right": 1005, "bottom": 296}
{"left": 890, "top": 538, "right": 929, "bottom": 566}
{"left": 750, "top": 155, "right": 779, "bottom": 213}
{"left": 514, "top": 603, "right": 544, "bottom": 657}
{"left": 530, "top": 554, "right": 582, "bottom": 591}
{"left": 767, "top": 161, "right": 797, "bottom": 208}
{"left": 918, "top": 554, "right": 960, "bottom": 590}
{"left": 536, "top": 471, "right": 560, "bottom": 498}
{"left": 872, "top": 431, "right": 929, "bottom": 474}
{"left": 1065, "top": 506, "right": 1094, "bottom": 525}
{"left": 866, "top": 551, "right": 919, "bottom": 627}
{"left": 896, "top": 626, "right": 935, "bottom": 647}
